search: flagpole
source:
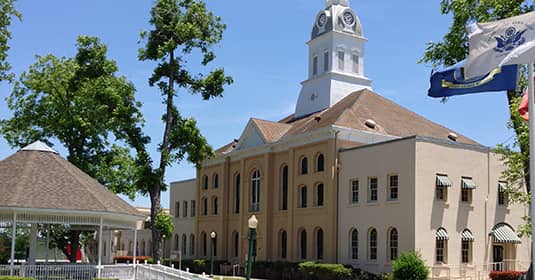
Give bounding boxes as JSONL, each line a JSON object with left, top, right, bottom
{"left": 529, "top": 62, "right": 535, "bottom": 280}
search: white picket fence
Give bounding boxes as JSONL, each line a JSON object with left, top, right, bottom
{"left": 0, "top": 263, "right": 212, "bottom": 280}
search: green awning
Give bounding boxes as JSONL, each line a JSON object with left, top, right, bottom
{"left": 436, "top": 175, "right": 452, "bottom": 187}
{"left": 498, "top": 182, "right": 507, "bottom": 192}
{"left": 461, "top": 230, "right": 474, "bottom": 241}
{"left": 461, "top": 178, "right": 477, "bottom": 189}
{"left": 436, "top": 228, "right": 449, "bottom": 240}
{"left": 490, "top": 224, "right": 521, "bottom": 244}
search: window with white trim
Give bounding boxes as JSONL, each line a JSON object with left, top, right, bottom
{"left": 313, "top": 56, "right": 318, "bottom": 75}
{"left": 323, "top": 50, "right": 330, "bottom": 72}
{"left": 338, "top": 50, "right": 345, "bottom": 70}
{"left": 352, "top": 54, "right": 359, "bottom": 73}
{"left": 350, "top": 179, "right": 359, "bottom": 203}
{"left": 389, "top": 175, "right": 399, "bottom": 200}
{"left": 251, "top": 170, "right": 261, "bottom": 212}
{"left": 369, "top": 177, "right": 378, "bottom": 202}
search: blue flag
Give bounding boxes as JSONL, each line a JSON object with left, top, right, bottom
{"left": 428, "top": 60, "right": 518, "bottom": 98}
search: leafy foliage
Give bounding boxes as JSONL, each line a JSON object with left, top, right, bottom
{"left": 297, "top": 261, "right": 352, "bottom": 280}
{"left": 0, "top": 227, "right": 29, "bottom": 264}
{"left": 137, "top": 0, "right": 232, "bottom": 260}
{"left": 391, "top": 251, "right": 429, "bottom": 280}
{"left": 0, "top": 0, "right": 20, "bottom": 82}
{"left": 155, "top": 209, "right": 174, "bottom": 238}
{"left": 0, "top": 36, "right": 143, "bottom": 199}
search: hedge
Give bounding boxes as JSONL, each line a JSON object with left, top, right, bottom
{"left": 0, "top": 277, "right": 35, "bottom": 280}
{"left": 298, "top": 261, "right": 352, "bottom": 280}
{"left": 489, "top": 271, "right": 527, "bottom": 280}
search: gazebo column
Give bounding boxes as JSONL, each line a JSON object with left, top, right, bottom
{"left": 28, "top": 223, "right": 38, "bottom": 265}
{"left": 97, "top": 217, "right": 103, "bottom": 278}
{"left": 10, "top": 213, "right": 16, "bottom": 276}
{"left": 133, "top": 228, "right": 137, "bottom": 280}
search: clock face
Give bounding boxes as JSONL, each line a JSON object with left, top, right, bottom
{"left": 342, "top": 11, "right": 355, "bottom": 26}
{"left": 317, "top": 13, "right": 327, "bottom": 27}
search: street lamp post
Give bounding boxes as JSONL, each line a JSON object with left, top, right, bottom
{"left": 246, "top": 215, "right": 258, "bottom": 280}
{"left": 210, "top": 231, "right": 216, "bottom": 277}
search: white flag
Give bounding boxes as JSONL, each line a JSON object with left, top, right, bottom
{"left": 465, "top": 11, "right": 535, "bottom": 79}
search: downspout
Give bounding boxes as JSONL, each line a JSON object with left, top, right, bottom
{"left": 334, "top": 129, "right": 340, "bottom": 263}
{"left": 485, "top": 148, "right": 490, "bottom": 264}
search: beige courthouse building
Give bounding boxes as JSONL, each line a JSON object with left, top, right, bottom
{"left": 170, "top": 0, "right": 529, "bottom": 276}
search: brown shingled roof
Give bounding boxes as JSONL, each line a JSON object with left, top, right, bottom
{"left": 251, "top": 118, "right": 291, "bottom": 143}
{"left": 0, "top": 147, "right": 142, "bottom": 217}
{"left": 216, "top": 89, "right": 478, "bottom": 154}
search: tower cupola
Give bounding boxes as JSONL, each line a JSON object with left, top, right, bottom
{"left": 294, "top": 0, "right": 372, "bottom": 118}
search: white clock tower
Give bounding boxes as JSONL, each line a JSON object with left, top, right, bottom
{"left": 294, "top": 0, "right": 372, "bottom": 118}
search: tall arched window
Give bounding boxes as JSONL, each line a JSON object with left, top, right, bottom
{"left": 280, "top": 230, "right": 287, "bottom": 259}
{"left": 299, "top": 229, "right": 307, "bottom": 259}
{"left": 232, "top": 231, "right": 239, "bottom": 257}
{"left": 300, "top": 157, "right": 308, "bottom": 175}
{"left": 281, "top": 165, "right": 288, "bottom": 210}
{"left": 190, "top": 234, "right": 195, "bottom": 256}
{"left": 461, "top": 229, "right": 473, "bottom": 264}
{"left": 368, "top": 228, "right": 377, "bottom": 260}
{"left": 213, "top": 173, "right": 219, "bottom": 189}
{"left": 201, "top": 232, "right": 207, "bottom": 257}
{"left": 182, "top": 234, "right": 187, "bottom": 254}
{"left": 174, "top": 234, "right": 179, "bottom": 251}
{"left": 388, "top": 228, "right": 398, "bottom": 261}
{"left": 300, "top": 185, "right": 308, "bottom": 208}
{"left": 201, "top": 197, "right": 208, "bottom": 216}
{"left": 316, "top": 154, "right": 325, "bottom": 172}
{"left": 350, "top": 229, "right": 358, "bottom": 260}
{"left": 234, "top": 173, "right": 241, "bottom": 213}
{"left": 202, "top": 175, "right": 208, "bottom": 190}
{"left": 251, "top": 170, "right": 261, "bottom": 212}
{"left": 316, "top": 228, "right": 324, "bottom": 260}
{"left": 212, "top": 196, "right": 218, "bottom": 215}
{"left": 315, "top": 183, "right": 324, "bottom": 207}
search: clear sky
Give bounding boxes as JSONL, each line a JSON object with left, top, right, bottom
{"left": 0, "top": 0, "right": 515, "bottom": 209}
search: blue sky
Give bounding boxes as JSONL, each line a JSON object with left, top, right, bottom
{"left": 0, "top": 0, "right": 514, "bottom": 209}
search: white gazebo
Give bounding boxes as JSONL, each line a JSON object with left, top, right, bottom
{"left": 0, "top": 141, "right": 145, "bottom": 278}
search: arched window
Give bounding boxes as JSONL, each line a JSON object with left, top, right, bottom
{"left": 234, "top": 173, "right": 240, "bottom": 213}
{"left": 281, "top": 165, "right": 288, "bottom": 210}
{"left": 212, "top": 196, "right": 218, "bottom": 215}
{"left": 316, "top": 228, "right": 324, "bottom": 260}
{"left": 201, "top": 197, "right": 208, "bottom": 216}
{"left": 461, "top": 229, "right": 474, "bottom": 264}
{"left": 301, "top": 157, "right": 308, "bottom": 175}
{"left": 201, "top": 232, "right": 207, "bottom": 257}
{"left": 202, "top": 175, "right": 208, "bottom": 190}
{"left": 182, "top": 234, "right": 187, "bottom": 254}
{"left": 251, "top": 170, "right": 261, "bottom": 212}
{"left": 316, "top": 154, "right": 325, "bottom": 172}
{"left": 368, "top": 228, "right": 377, "bottom": 260}
{"left": 280, "top": 230, "right": 287, "bottom": 259}
{"left": 190, "top": 234, "right": 195, "bottom": 256}
{"left": 300, "top": 185, "right": 308, "bottom": 208}
{"left": 299, "top": 229, "right": 307, "bottom": 259}
{"left": 213, "top": 173, "right": 219, "bottom": 189}
{"left": 350, "top": 229, "right": 358, "bottom": 260}
{"left": 436, "top": 228, "right": 448, "bottom": 263}
{"left": 183, "top": 201, "right": 188, "bottom": 217}
{"left": 174, "top": 234, "right": 179, "bottom": 251}
{"left": 388, "top": 228, "right": 398, "bottom": 261}
{"left": 232, "top": 231, "right": 239, "bottom": 257}
{"left": 315, "top": 183, "right": 324, "bottom": 207}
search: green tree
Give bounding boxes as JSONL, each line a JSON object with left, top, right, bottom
{"left": 391, "top": 251, "right": 429, "bottom": 280}
{"left": 0, "top": 0, "right": 20, "bottom": 82}
{"left": 0, "top": 36, "right": 144, "bottom": 261}
{"left": 137, "top": 0, "right": 232, "bottom": 261}
{"left": 420, "top": 2, "right": 533, "bottom": 196}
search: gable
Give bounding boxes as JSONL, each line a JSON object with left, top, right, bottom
{"left": 235, "top": 119, "right": 267, "bottom": 150}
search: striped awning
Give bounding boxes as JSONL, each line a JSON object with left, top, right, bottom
{"left": 436, "top": 228, "right": 449, "bottom": 240}
{"left": 436, "top": 175, "right": 452, "bottom": 187}
{"left": 461, "top": 230, "right": 474, "bottom": 241}
{"left": 498, "top": 182, "right": 507, "bottom": 192}
{"left": 461, "top": 178, "right": 477, "bottom": 189}
{"left": 490, "top": 224, "right": 521, "bottom": 244}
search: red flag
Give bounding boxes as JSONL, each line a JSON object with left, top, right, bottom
{"left": 519, "top": 91, "right": 529, "bottom": 122}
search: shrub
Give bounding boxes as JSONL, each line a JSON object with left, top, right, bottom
{"left": 0, "top": 277, "right": 35, "bottom": 280}
{"left": 93, "top": 278, "right": 119, "bottom": 280}
{"left": 489, "top": 271, "right": 527, "bottom": 280}
{"left": 391, "top": 251, "right": 429, "bottom": 280}
{"left": 297, "top": 261, "right": 352, "bottom": 280}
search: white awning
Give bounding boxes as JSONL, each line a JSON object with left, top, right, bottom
{"left": 490, "top": 224, "right": 521, "bottom": 244}
{"left": 436, "top": 175, "right": 452, "bottom": 187}
{"left": 461, "top": 178, "right": 477, "bottom": 189}
{"left": 436, "top": 228, "right": 449, "bottom": 240}
{"left": 461, "top": 230, "right": 474, "bottom": 241}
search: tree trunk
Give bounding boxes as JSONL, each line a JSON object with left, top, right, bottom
{"left": 150, "top": 187, "right": 161, "bottom": 261}
{"left": 506, "top": 89, "right": 530, "bottom": 193}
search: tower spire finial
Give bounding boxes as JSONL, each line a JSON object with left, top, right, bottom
{"left": 326, "top": 0, "right": 349, "bottom": 7}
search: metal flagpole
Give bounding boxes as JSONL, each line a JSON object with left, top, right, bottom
{"left": 528, "top": 63, "right": 535, "bottom": 280}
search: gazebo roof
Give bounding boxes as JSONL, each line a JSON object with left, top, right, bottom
{"left": 0, "top": 141, "right": 143, "bottom": 228}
